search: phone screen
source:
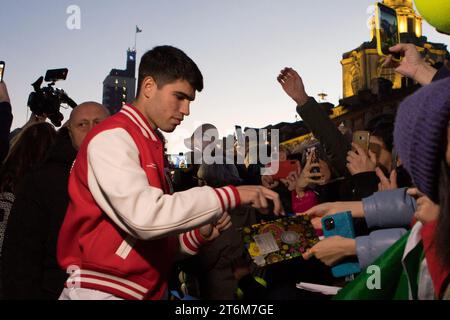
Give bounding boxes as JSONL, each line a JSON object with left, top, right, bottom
{"left": 377, "top": 4, "right": 400, "bottom": 58}
{"left": 0, "top": 62, "right": 5, "bottom": 82}
{"left": 168, "top": 154, "right": 187, "bottom": 169}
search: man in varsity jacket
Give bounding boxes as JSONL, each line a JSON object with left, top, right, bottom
{"left": 57, "top": 45, "right": 283, "bottom": 300}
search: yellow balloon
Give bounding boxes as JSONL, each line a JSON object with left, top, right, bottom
{"left": 414, "top": 0, "right": 450, "bottom": 34}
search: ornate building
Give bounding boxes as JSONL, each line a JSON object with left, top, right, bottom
{"left": 341, "top": 0, "right": 447, "bottom": 99}
{"left": 280, "top": 0, "right": 448, "bottom": 152}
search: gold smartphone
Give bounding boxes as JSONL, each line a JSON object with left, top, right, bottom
{"left": 352, "top": 131, "right": 370, "bottom": 154}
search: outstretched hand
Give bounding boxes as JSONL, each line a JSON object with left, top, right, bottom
{"left": 277, "top": 67, "right": 309, "bottom": 106}
{"left": 237, "top": 185, "right": 285, "bottom": 216}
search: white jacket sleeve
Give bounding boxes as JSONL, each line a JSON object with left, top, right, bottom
{"left": 86, "top": 128, "right": 238, "bottom": 240}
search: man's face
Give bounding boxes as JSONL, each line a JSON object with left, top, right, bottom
{"left": 370, "top": 135, "right": 392, "bottom": 172}
{"left": 69, "top": 103, "right": 109, "bottom": 150}
{"left": 145, "top": 79, "right": 195, "bottom": 133}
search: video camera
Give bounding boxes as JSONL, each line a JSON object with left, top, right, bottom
{"left": 27, "top": 68, "right": 77, "bottom": 127}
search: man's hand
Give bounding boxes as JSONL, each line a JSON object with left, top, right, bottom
{"left": 261, "top": 174, "right": 280, "bottom": 189}
{"left": 384, "top": 44, "right": 437, "bottom": 85}
{"left": 407, "top": 188, "right": 440, "bottom": 224}
{"left": 199, "top": 211, "right": 232, "bottom": 241}
{"left": 236, "top": 185, "right": 284, "bottom": 215}
{"left": 277, "top": 67, "right": 309, "bottom": 106}
{"left": 346, "top": 143, "right": 377, "bottom": 175}
{"left": 302, "top": 236, "right": 357, "bottom": 266}
{"left": 0, "top": 82, "right": 10, "bottom": 104}
{"left": 376, "top": 167, "right": 398, "bottom": 192}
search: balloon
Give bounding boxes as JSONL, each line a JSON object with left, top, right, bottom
{"left": 415, "top": 0, "right": 450, "bottom": 34}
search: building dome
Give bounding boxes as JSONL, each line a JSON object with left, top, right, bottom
{"left": 383, "top": 0, "right": 413, "bottom": 9}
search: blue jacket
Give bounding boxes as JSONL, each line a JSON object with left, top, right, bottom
{"left": 355, "top": 188, "right": 416, "bottom": 268}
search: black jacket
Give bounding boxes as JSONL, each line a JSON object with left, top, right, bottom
{"left": 2, "top": 127, "right": 76, "bottom": 300}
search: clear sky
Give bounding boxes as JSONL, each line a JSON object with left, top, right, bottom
{"left": 1, "top": 0, "right": 448, "bottom": 153}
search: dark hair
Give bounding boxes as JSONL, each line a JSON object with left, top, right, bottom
{"left": 137, "top": 45, "right": 203, "bottom": 96}
{"left": 436, "top": 159, "right": 450, "bottom": 272}
{"left": 365, "top": 113, "right": 395, "bottom": 152}
{"left": 0, "top": 122, "right": 56, "bottom": 193}
{"left": 197, "top": 164, "right": 243, "bottom": 188}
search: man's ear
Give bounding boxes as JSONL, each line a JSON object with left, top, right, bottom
{"left": 140, "top": 76, "right": 157, "bottom": 99}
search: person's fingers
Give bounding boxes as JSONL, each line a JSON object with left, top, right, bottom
{"left": 390, "top": 169, "right": 398, "bottom": 188}
{"left": 375, "top": 167, "right": 389, "bottom": 184}
{"left": 260, "top": 187, "right": 284, "bottom": 215}
{"left": 351, "top": 142, "right": 367, "bottom": 156}
{"left": 407, "top": 188, "right": 423, "bottom": 198}
{"left": 217, "top": 215, "right": 232, "bottom": 231}
{"left": 217, "top": 211, "right": 229, "bottom": 225}
{"left": 258, "top": 190, "right": 269, "bottom": 212}
{"left": 347, "top": 150, "right": 359, "bottom": 161}
{"left": 302, "top": 248, "right": 315, "bottom": 260}
{"left": 389, "top": 43, "right": 408, "bottom": 53}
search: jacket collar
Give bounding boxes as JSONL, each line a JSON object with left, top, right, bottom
{"left": 120, "top": 104, "right": 159, "bottom": 142}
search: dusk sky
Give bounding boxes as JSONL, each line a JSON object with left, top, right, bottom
{"left": 1, "top": 0, "right": 448, "bottom": 153}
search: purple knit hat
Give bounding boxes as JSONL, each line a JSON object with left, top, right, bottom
{"left": 394, "top": 77, "right": 450, "bottom": 202}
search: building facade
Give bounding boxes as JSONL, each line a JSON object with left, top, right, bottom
{"left": 102, "top": 49, "right": 137, "bottom": 115}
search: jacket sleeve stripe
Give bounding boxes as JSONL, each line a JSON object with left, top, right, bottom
{"left": 189, "top": 230, "right": 200, "bottom": 247}
{"left": 182, "top": 232, "right": 199, "bottom": 254}
{"left": 228, "top": 185, "right": 241, "bottom": 207}
{"left": 194, "top": 228, "right": 207, "bottom": 245}
{"left": 213, "top": 188, "right": 226, "bottom": 212}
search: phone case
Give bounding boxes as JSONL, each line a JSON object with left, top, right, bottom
{"left": 352, "top": 131, "right": 370, "bottom": 153}
{"left": 321, "top": 212, "right": 361, "bottom": 278}
{"left": 375, "top": 3, "right": 400, "bottom": 61}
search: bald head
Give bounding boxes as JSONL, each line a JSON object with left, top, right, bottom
{"left": 68, "top": 102, "right": 109, "bottom": 150}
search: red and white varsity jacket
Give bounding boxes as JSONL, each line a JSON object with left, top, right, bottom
{"left": 57, "top": 104, "right": 240, "bottom": 300}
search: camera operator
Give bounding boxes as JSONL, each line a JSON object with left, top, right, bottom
{"left": 2, "top": 102, "right": 109, "bottom": 300}
{"left": 0, "top": 82, "right": 13, "bottom": 163}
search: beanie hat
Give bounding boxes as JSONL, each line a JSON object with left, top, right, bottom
{"left": 414, "top": 0, "right": 450, "bottom": 35}
{"left": 394, "top": 77, "right": 450, "bottom": 202}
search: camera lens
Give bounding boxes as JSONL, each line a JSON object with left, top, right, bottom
{"left": 324, "top": 218, "right": 335, "bottom": 231}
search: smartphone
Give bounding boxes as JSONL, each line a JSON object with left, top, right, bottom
{"left": 352, "top": 131, "right": 370, "bottom": 154}
{"left": 375, "top": 3, "right": 401, "bottom": 60}
{"left": 271, "top": 160, "right": 300, "bottom": 180}
{"left": 44, "top": 68, "right": 68, "bottom": 82}
{"left": 0, "top": 61, "right": 5, "bottom": 82}
{"left": 322, "top": 212, "right": 361, "bottom": 278}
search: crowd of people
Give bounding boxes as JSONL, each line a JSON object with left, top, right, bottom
{"left": 0, "top": 2, "right": 449, "bottom": 301}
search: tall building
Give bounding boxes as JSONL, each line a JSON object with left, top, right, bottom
{"left": 103, "top": 49, "right": 137, "bottom": 115}
{"left": 341, "top": 0, "right": 447, "bottom": 99}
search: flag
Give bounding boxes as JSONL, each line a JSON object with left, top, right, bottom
{"left": 136, "top": 26, "right": 143, "bottom": 34}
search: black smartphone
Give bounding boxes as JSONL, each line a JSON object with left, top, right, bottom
{"left": 376, "top": 3, "right": 401, "bottom": 60}
{"left": 0, "top": 61, "right": 5, "bottom": 82}
{"left": 44, "top": 68, "right": 68, "bottom": 82}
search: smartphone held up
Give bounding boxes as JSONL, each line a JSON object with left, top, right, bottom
{"left": 0, "top": 61, "right": 5, "bottom": 82}
{"left": 375, "top": 2, "right": 401, "bottom": 60}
